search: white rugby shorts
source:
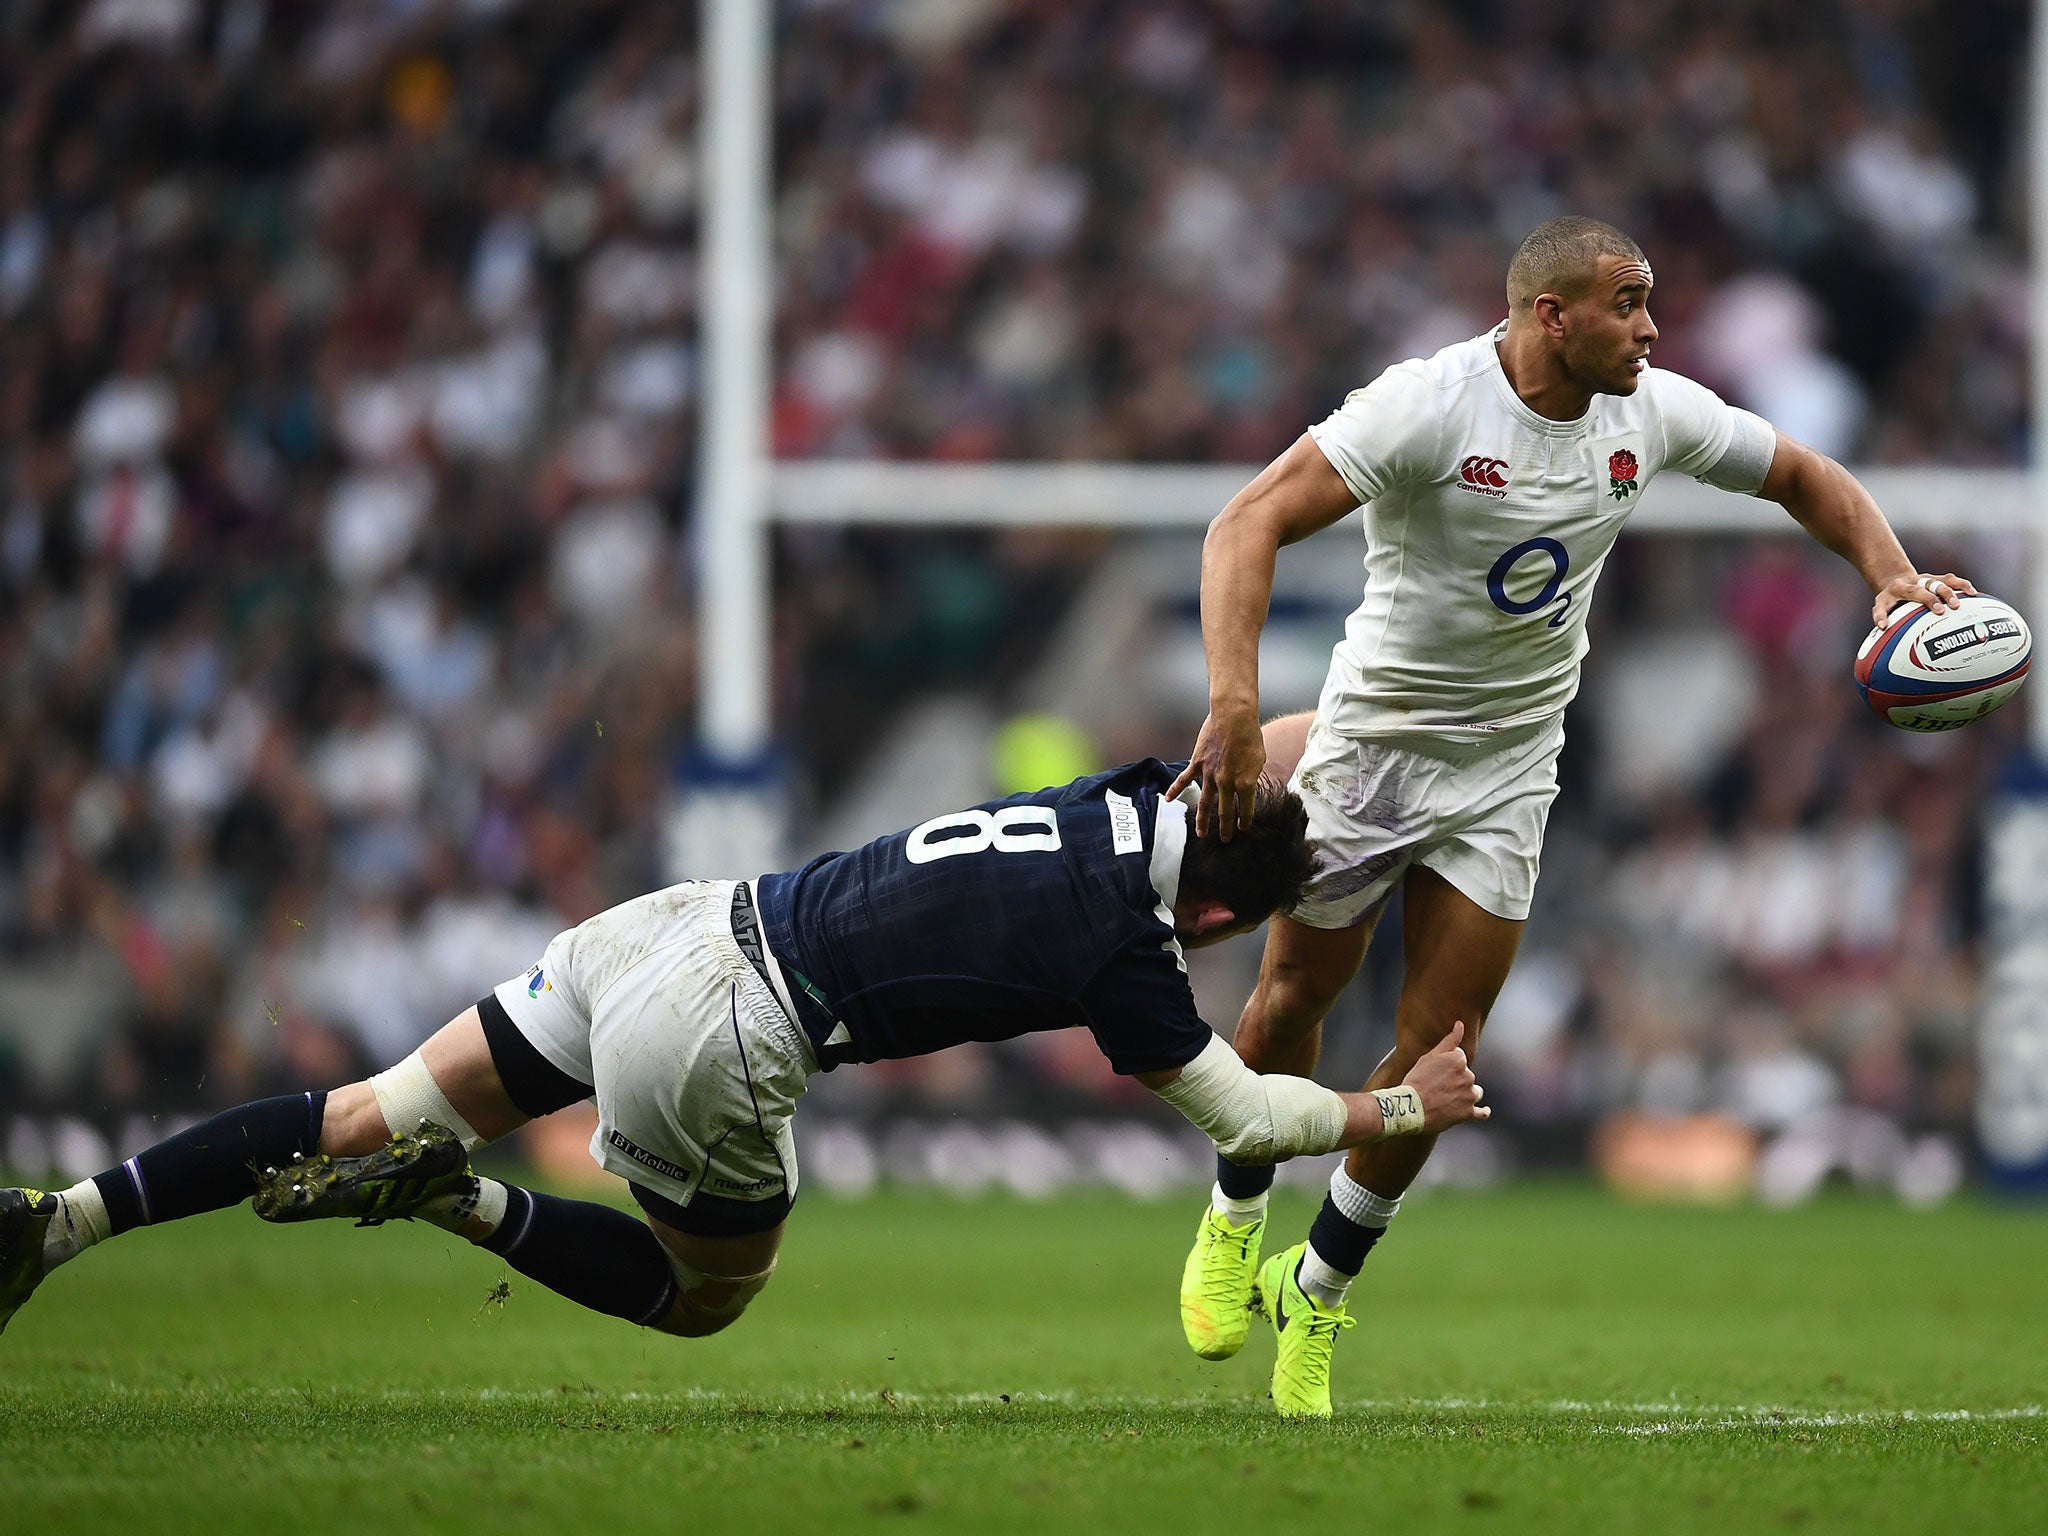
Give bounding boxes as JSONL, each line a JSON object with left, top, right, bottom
{"left": 1286, "top": 715, "right": 1565, "bottom": 928}
{"left": 491, "top": 880, "right": 812, "bottom": 1218}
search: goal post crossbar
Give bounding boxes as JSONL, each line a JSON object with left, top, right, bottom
{"left": 769, "top": 461, "right": 2035, "bottom": 535}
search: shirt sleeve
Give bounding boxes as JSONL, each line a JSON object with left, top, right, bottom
{"left": 1306, "top": 360, "right": 1444, "bottom": 506}
{"left": 1649, "top": 368, "right": 1777, "bottom": 494}
{"left": 1076, "top": 931, "right": 1214, "bottom": 1077}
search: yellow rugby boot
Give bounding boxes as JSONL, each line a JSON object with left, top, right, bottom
{"left": 1179, "top": 1205, "right": 1264, "bottom": 1359}
{"left": 0, "top": 1187, "right": 57, "bottom": 1336}
{"left": 1253, "top": 1242, "right": 1355, "bottom": 1419}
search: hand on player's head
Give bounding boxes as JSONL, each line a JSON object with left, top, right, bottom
{"left": 1873, "top": 571, "right": 1976, "bottom": 625}
{"left": 1176, "top": 777, "right": 1313, "bottom": 926}
{"left": 1170, "top": 709, "right": 1267, "bottom": 841}
{"left": 1401, "top": 1020, "right": 1491, "bottom": 1133}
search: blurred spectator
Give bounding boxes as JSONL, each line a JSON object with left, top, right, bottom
{"left": 0, "top": 0, "right": 2024, "bottom": 1156}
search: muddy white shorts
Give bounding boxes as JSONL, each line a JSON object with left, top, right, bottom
{"left": 1286, "top": 715, "right": 1565, "bottom": 928}
{"left": 491, "top": 880, "right": 812, "bottom": 1229}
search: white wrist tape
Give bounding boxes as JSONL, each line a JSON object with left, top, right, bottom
{"left": 1371, "top": 1085, "right": 1426, "bottom": 1138}
{"left": 369, "top": 1050, "right": 484, "bottom": 1149}
{"left": 1152, "top": 1033, "right": 1348, "bottom": 1163}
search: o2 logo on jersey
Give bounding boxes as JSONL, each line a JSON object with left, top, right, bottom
{"left": 1488, "top": 537, "right": 1573, "bottom": 629}
{"left": 906, "top": 805, "right": 1062, "bottom": 864}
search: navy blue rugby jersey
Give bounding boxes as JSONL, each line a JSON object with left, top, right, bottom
{"left": 751, "top": 759, "right": 1211, "bottom": 1076}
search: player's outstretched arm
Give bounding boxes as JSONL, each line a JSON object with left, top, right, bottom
{"left": 1139, "top": 1021, "right": 1487, "bottom": 1164}
{"left": 1169, "top": 434, "right": 1356, "bottom": 839}
{"left": 1757, "top": 430, "right": 1976, "bottom": 625}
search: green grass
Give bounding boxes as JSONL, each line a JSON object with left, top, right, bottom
{"left": 4, "top": 1182, "right": 2045, "bottom": 1534}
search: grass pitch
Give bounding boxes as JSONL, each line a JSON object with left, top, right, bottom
{"left": 3, "top": 1181, "right": 2044, "bottom": 1534}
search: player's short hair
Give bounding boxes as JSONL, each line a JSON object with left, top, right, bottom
{"left": 1178, "top": 782, "right": 1315, "bottom": 924}
{"left": 1507, "top": 216, "right": 1645, "bottom": 310}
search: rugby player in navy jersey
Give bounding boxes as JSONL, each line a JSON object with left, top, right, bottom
{"left": 0, "top": 760, "right": 1486, "bottom": 1349}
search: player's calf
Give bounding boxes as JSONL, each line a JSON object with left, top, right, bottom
{"left": 6, "top": 1090, "right": 332, "bottom": 1321}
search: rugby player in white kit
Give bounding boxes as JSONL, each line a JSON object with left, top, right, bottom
{"left": 1171, "top": 216, "right": 1977, "bottom": 1418}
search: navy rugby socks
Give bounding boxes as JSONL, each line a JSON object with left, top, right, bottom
{"left": 1214, "top": 1155, "right": 1276, "bottom": 1202}
{"left": 478, "top": 1186, "right": 679, "bottom": 1327}
{"left": 93, "top": 1092, "right": 329, "bottom": 1233}
{"left": 1297, "top": 1165, "right": 1401, "bottom": 1311}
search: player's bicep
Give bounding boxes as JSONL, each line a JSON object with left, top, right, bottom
{"left": 1755, "top": 429, "right": 1816, "bottom": 506}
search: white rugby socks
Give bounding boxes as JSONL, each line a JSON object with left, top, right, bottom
{"left": 1295, "top": 1243, "right": 1356, "bottom": 1310}
{"left": 40, "top": 1180, "right": 111, "bottom": 1271}
{"left": 1209, "top": 1182, "right": 1268, "bottom": 1227}
{"left": 1328, "top": 1164, "right": 1402, "bottom": 1233}
{"left": 414, "top": 1176, "right": 510, "bottom": 1241}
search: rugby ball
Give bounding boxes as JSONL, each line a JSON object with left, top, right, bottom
{"left": 1854, "top": 593, "right": 2032, "bottom": 732}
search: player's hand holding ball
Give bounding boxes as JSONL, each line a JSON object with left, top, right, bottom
{"left": 1871, "top": 569, "right": 1975, "bottom": 626}
{"left": 1855, "top": 573, "right": 2031, "bottom": 733}
{"left": 1401, "top": 1021, "right": 1490, "bottom": 1134}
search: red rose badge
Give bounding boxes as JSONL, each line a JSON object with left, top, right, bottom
{"left": 1607, "top": 448, "right": 1639, "bottom": 502}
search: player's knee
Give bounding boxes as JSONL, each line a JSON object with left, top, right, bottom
{"left": 1258, "top": 967, "right": 1345, "bottom": 1037}
{"left": 653, "top": 1256, "right": 777, "bottom": 1337}
{"left": 656, "top": 1294, "right": 752, "bottom": 1338}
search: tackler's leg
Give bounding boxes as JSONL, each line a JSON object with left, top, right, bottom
{"left": 4, "top": 999, "right": 545, "bottom": 1336}
{"left": 4, "top": 1084, "right": 342, "bottom": 1336}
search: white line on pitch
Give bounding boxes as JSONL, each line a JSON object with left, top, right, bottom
{"left": 40, "top": 1383, "right": 2047, "bottom": 1424}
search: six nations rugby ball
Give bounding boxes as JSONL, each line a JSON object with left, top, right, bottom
{"left": 1854, "top": 593, "right": 2032, "bottom": 732}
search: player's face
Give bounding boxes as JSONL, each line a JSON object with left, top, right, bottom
{"left": 1558, "top": 254, "right": 1657, "bottom": 396}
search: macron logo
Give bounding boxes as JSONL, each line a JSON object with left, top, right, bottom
{"left": 1457, "top": 455, "right": 1510, "bottom": 498}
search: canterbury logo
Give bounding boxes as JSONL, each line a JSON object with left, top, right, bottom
{"left": 1457, "top": 455, "right": 1510, "bottom": 497}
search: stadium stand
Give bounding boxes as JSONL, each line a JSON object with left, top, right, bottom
{"left": 0, "top": 1, "right": 2027, "bottom": 1196}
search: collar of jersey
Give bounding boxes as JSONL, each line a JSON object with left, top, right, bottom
{"left": 1148, "top": 792, "right": 1191, "bottom": 971}
{"left": 1483, "top": 320, "right": 1594, "bottom": 439}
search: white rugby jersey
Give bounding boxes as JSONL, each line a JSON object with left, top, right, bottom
{"left": 1306, "top": 322, "right": 1776, "bottom": 740}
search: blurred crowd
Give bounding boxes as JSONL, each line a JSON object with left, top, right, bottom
{"left": 775, "top": 0, "right": 2026, "bottom": 463}
{"left": 0, "top": 0, "right": 2029, "bottom": 1177}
